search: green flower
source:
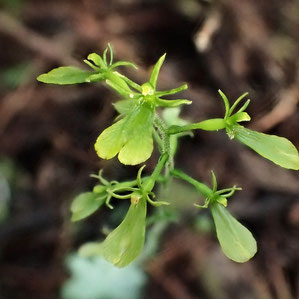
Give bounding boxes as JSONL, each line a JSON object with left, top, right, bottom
{"left": 169, "top": 90, "right": 299, "bottom": 170}
{"left": 217, "top": 90, "right": 299, "bottom": 170}
{"left": 171, "top": 169, "right": 257, "bottom": 263}
{"left": 95, "top": 54, "right": 189, "bottom": 165}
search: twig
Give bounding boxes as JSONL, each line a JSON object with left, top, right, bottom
{"left": 0, "top": 11, "right": 78, "bottom": 66}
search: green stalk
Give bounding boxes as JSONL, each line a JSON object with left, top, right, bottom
{"left": 168, "top": 118, "right": 226, "bottom": 135}
{"left": 171, "top": 169, "right": 212, "bottom": 198}
{"left": 143, "top": 153, "right": 169, "bottom": 192}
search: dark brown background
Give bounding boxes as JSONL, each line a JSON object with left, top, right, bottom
{"left": 0, "top": 0, "right": 299, "bottom": 298}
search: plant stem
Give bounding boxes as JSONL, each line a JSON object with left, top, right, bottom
{"left": 168, "top": 118, "right": 226, "bottom": 135}
{"left": 170, "top": 169, "right": 212, "bottom": 198}
{"left": 154, "top": 113, "right": 175, "bottom": 181}
{"left": 151, "top": 153, "right": 169, "bottom": 182}
{"left": 143, "top": 153, "right": 169, "bottom": 192}
{"left": 153, "top": 128, "right": 163, "bottom": 152}
{"left": 154, "top": 114, "right": 169, "bottom": 154}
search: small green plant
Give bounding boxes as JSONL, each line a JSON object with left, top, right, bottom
{"left": 37, "top": 44, "right": 299, "bottom": 267}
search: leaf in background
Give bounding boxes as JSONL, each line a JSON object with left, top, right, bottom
{"left": 210, "top": 203, "right": 257, "bottom": 263}
{"left": 71, "top": 192, "right": 105, "bottom": 222}
{"left": 235, "top": 126, "right": 299, "bottom": 170}
{"left": 1, "top": 62, "right": 31, "bottom": 89}
{"left": 95, "top": 101, "right": 154, "bottom": 165}
{"left": 102, "top": 197, "right": 147, "bottom": 267}
{"left": 37, "top": 66, "right": 95, "bottom": 84}
{"left": 79, "top": 242, "right": 103, "bottom": 257}
{"left": 113, "top": 99, "right": 137, "bottom": 115}
{"left": 61, "top": 254, "right": 146, "bottom": 299}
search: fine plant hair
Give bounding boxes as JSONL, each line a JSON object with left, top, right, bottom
{"left": 37, "top": 44, "right": 299, "bottom": 267}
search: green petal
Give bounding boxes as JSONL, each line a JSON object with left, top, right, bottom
{"left": 37, "top": 66, "right": 95, "bottom": 85}
{"left": 235, "top": 126, "right": 299, "bottom": 170}
{"left": 87, "top": 53, "right": 106, "bottom": 68}
{"left": 156, "top": 98, "right": 192, "bottom": 108}
{"left": 228, "top": 112, "right": 251, "bottom": 123}
{"left": 155, "top": 84, "right": 188, "bottom": 97}
{"left": 71, "top": 192, "right": 104, "bottom": 222}
{"left": 95, "top": 101, "right": 155, "bottom": 165}
{"left": 102, "top": 197, "right": 147, "bottom": 267}
{"left": 149, "top": 54, "right": 166, "bottom": 89}
{"left": 95, "top": 117, "right": 127, "bottom": 160}
{"left": 210, "top": 203, "right": 257, "bottom": 263}
{"left": 111, "top": 61, "right": 138, "bottom": 70}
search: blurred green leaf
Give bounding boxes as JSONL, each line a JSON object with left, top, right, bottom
{"left": 194, "top": 214, "right": 214, "bottom": 234}
{"left": 2, "top": 0, "right": 25, "bottom": 15}
{"left": 0, "top": 176, "right": 10, "bottom": 223}
{"left": 0, "top": 63, "right": 31, "bottom": 89}
{"left": 79, "top": 242, "right": 103, "bottom": 257}
{"left": 71, "top": 192, "right": 105, "bottom": 222}
{"left": 113, "top": 99, "right": 137, "bottom": 115}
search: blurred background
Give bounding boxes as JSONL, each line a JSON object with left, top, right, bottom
{"left": 0, "top": 0, "right": 299, "bottom": 298}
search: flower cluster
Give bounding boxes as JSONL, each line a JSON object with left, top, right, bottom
{"left": 37, "top": 44, "right": 299, "bottom": 267}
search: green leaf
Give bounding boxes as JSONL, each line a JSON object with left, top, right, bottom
{"left": 102, "top": 197, "right": 147, "bottom": 267}
{"left": 37, "top": 67, "right": 95, "bottom": 85}
{"left": 95, "top": 101, "right": 155, "bottom": 165}
{"left": 234, "top": 126, "right": 299, "bottom": 170}
{"left": 71, "top": 192, "right": 104, "bottom": 222}
{"left": 210, "top": 203, "right": 257, "bottom": 263}
{"left": 113, "top": 99, "right": 137, "bottom": 115}
{"left": 156, "top": 98, "right": 192, "bottom": 107}
{"left": 149, "top": 54, "right": 166, "bottom": 89}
